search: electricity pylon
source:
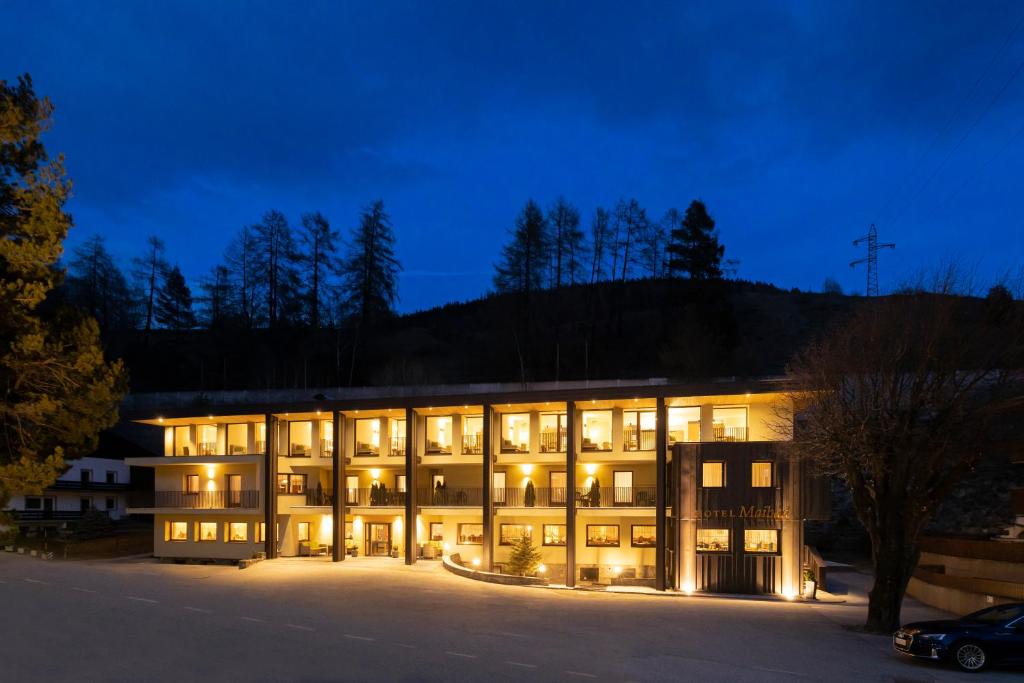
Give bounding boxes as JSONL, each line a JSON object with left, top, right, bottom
{"left": 850, "top": 224, "right": 895, "bottom": 297}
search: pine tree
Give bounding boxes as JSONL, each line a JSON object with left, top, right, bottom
{"left": 155, "top": 264, "right": 197, "bottom": 330}
{"left": 506, "top": 532, "right": 541, "bottom": 576}
{"left": 299, "top": 211, "right": 339, "bottom": 328}
{"left": 339, "top": 200, "right": 401, "bottom": 325}
{"left": 665, "top": 199, "right": 725, "bottom": 280}
{"left": 547, "top": 197, "right": 584, "bottom": 288}
{"left": 0, "top": 74, "right": 125, "bottom": 534}
{"left": 130, "top": 235, "right": 167, "bottom": 332}
{"left": 65, "top": 234, "right": 136, "bottom": 332}
{"left": 253, "top": 209, "right": 301, "bottom": 327}
{"left": 493, "top": 199, "right": 550, "bottom": 296}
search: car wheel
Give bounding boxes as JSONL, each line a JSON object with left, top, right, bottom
{"left": 953, "top": 641, "right": 987, "bottom": 673}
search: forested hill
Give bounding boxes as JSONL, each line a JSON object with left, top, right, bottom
{"left": 106, "top": 279, "right": 855, "bottom": 394}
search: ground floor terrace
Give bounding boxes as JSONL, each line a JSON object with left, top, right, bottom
{"left": 3, "top": 552, "right": 1018, "bottom": 682}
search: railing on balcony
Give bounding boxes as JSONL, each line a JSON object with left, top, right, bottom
{"left": 390, "top": 436, "right": 406, "bottom": 456}
{"left": 305, "top": 489, "right": 334, "bottom": 506}
{"left": 713, "top": 425, "right": 748, "bottom": 442}
{"left": 255, "top": 439, "right": 266, "bottom": 454}
{"left": 50, "top": 480, "right": 128, "bottom": 491}
{"left": 418, "top": 487, "right": 482, "bottom": 506}
{"left": 129, "top": 490, "right": 260, "bottom": 509}
{"left": 11, "top": 510, "right": 85, "bottom": 521}
{"left": 623, "top": 427, "right": 656, "bottom": 451}
{"left": 496, "top": 486, "right": 567, "bottom": 507}
{"left": 425, "top": 441, "right": 452, "bottom": 455}
{"left": 344, "top": 487, "right": 406, "bottom": 507}
{"left": 355, "top": 442, "right": 380, "bottom": 456}
{"left": 198, "top": 441, "right": 218, "bottom": 455}
{"left": 461, "top": 433, "right": 483, "bottom": 455}
{"left": 289, "top": 443, "right": 313, "bottom": 457}
{"left": 320, "top": 439, "right": 334, "bottom": 456}
{"left": 575, "top": 486, "right": 657, "bottom": 508}
{"left": 539, "top": 430, "right": 566, "bottom": 453}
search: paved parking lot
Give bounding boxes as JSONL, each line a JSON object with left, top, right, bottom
{"left": 1, "top": 553, "right": 1019, "bottom": 682}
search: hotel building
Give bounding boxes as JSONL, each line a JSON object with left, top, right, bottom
{"left": 126, "top": 378, "right": 828, "bottom": 596}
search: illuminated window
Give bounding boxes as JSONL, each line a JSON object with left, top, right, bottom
{"left": 183, "top": 473, "right": 200, "bottom": 494}
{"left": 499, "top": 524, "right": 532, "bottom": 545}
{"left": 623, "top": 410, "right": 656, "bottom": 451}
{"left": 493, "top": 471, "right": 506, "bottom": 504}
{"left": 289, "top": 421, "right": 312, "bottom": 456}
{"left": 297, "top": 522, "right": 310, "bottom": 542}
{"left": 667, "top": 407, "right": 700, "bottom": 444}
{"left": 613, "top": 470, "right": 633, "bottom": 503}
{"left": 744, "top": 529, "right": 779, "bottom": 553}
{"left": 713, "top": 407, "right": 748, "bottom": 442}
{"left": 702, "top": 462, "right": 725, "bottom": 488}
{"left": 580, "top": 411, "right": 612, "bottom": 451}
{"left": 227, "top": 522, "right": 248, "bottom": 542}
{"left": 751, "top": 462, "right": 773, "bottom": 488}
{"left": 226, "top": 424, "right": 248, "bottom": 455}
{"left": 429, "top": 522, "right": 444, "bottom": 542}
{"left": 255, "top": 422, "right": 266, "bottom": 453}
{"left": 277, "top": 474, "right": 306, "bottom": 494}
{"left": 457, "top": 523, "right": 483, "bottom": 545}
{"left": 462, "top": 415, "right": 483, "bottom": 454}
{"left": 390, "top": 419, "right": 406, "bottom": 455}
{"left": 543, "top": 524, "right": 566, "bottom": 546}
{"left": 500, "top": 413, "right": 530, "bottom": 453}
{"left": 166, "top": 521, "right": 188, "bottom": 542}
{"left": 586, "top": 524, "right": 619, "bottom": 547}
{"left": 354, "top": 418, "right": 380, "bottom": 455}
{"left": 395, "top": 474, "right": 406, "bottom": 493}
{"left": 697, "top": 528, "right": 730, "bottom": 552}
{"left": 197, "top": 522, "right": 217, "bottom": 542}
{"left": 198, "top": 424, "right": 218, "bottom": 455}
{"left": 425, "top": 416, "right": 452, "bottom": 454}
{"left": 550, "top": 471, "right": 567, "bottom": 504}
{"left": 256, "top": 522, "right": 265, "bottom": 543}
{"left": 539, "top": 413, "right": 567, "bottom": 452}
{"left": 632, "top": 525, "right": 656, "bottom": 548}
{"left": 320, "top": 419, "right": 334, "bottom": 455}
{"left": 345, "top": 475, "right": 359, "bottom": 504}
{"left": 173, "top": 426, "right": 193, "bottom": 456}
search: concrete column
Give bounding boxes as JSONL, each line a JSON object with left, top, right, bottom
{"left": 679, "top": 445, "right": 697, "bottom": 592}
{"left": 565, "top": 400, "right": 576, "bottom": 588}
{"left": 404, "top": 407, "right": 417, "bottom": 565}
{"left": 481, "top": 404, "right": 493, "bottom": 571}
{"left": 332, "top": 412, "right": 344, "bottom": 562}
{"left": 782, "top": 447, "right": 803, "bottom": 597}
{"left": 655, "top": 397, "right": 667, "bottom": 591}
{"left": 700, "top": 404, "right": 715, "bottom": 442}
{"left": 263, "top": 413, "right": 277, "bottom": 559}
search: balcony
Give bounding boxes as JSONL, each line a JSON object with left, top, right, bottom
{"left": 713, "top": 425, "right": 747, "bottom": 442}
{"left": 623, "top": 427, "right": 656, "bottom": 451}
{"left": 345, "top": 488, "right": 406, "bottom": 507}
{"left": 575, "top": 486, "right": 656, "bottom": 508}
{"left": 320, "top": 439, "right": 334, "bottom": 456}
{"left": 462, "top": 434, "right": 483, "bottom": 455}
{"left": 49, "top": 480, "right": 128, "bottom": 491}
{"left": 539, "top": 431, "right": 566, "bottom": 453}
{"left": 11, "top": 510, "right": 85, "bottom": 522}
{"left": 304, "top": 489, "right": 334, "bottom": 506}
{"left": 390, "top": 436, "right": 406, "bottom": 456}
{"left": 129, "top": 490, "right": 260, "bottom": 509}
{"left": 418, "top": 486, "right": 482, "bottom": 506}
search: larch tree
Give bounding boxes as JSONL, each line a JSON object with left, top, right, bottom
{"left": 198, "top": 264, "right": 233, "bottom": 329}
{"left": 130, "top": 235, "right": 167, "bottom": 332}
{"left": 340, "top": 200, "right": 400, "bottom": 325}
{"left": 781, "top": 281, "right": 1024, "bottom": 633}
{"left": 65, "top": 234, "right": 136, "bottom": 332}
{"left": 299, "top": 211, "right": 339, "bottom": 328}
{"left": 612, "top": 198, "right": 648, "bottom": 282}
{"left": 154, "top": 264, "right": 196, "bottom": 331}
{"left": 589, "top": 206, "right": 612, "bottom": 284}
{"left": 660, "top": 208, "right": 684, "bottom": 278}
{"left": 493, "top": 199, "right": 550, "bottom": 296}
{"left": 547, "top": 197, "right": 583, "bottom": 288}
{"left": 666, "top": 199, "right": 724, "bottom": 280}
{"left": 639, "top": 216, "right": 668, "bottom": 279}
{"left": 224, "top": 225, "right": 260, "bottom": 328}
{"left": 253, "top": 209, "right": 300, "bottom": 327}
{"left": 0, "top": 74, "right": 125, "bottom": 531}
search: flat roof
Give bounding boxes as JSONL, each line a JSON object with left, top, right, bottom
{"left": 123, "top": 376, "right": 789, "bottom": 421}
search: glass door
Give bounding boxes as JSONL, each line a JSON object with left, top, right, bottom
{"left": 365, "top": 523, "right": 391, "bottom": 556}
{"left": 226, "top": 474, "right": 242, "bottom": 507}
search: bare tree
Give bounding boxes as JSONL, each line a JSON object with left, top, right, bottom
{"left": 546, "top": 197, "right": 584, "bottom": 288}
{"left": 299, "top": 211, "right": 339, "bottom": 328}
{"left": 612, "top": 198, "right": 648, "bottom": 282}
{"left": 588, "top": 207, "right": 612, "bottom": 285}
{"left": 224, "top": 226, "right": 261, "bottom": 328}
{"left": 130, "top": 235, "right": 167, "bottom": 332}
{"left": 779, "top": 281, "right": 1023, "bottom": 633}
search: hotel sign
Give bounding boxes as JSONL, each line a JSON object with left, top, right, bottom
{"left": 698, "top": 505, "right": 793, "bottom": 521}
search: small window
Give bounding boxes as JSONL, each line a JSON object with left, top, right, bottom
{"left": 289, "top": 421, "right": 313, "bottom": 456}
{"left": 697, "top": 528, "right": 730, "bottom": 552}
{"left": 254, "top": 422, "right": 267, "bottom": 453}
{"left": 425, "top": 416, "right": 452, "bottom": 454}
{"left": 395, "top": 475, "right": 407, "bottom": 493}
{"left": 25, "top": 497, "right": 41, "bottom": 510}
{"left": 184, "top": 474, "right": 199, "bottom": 494}
{"left": 105, "top": 470, "right": 117, "bottom": 484}
{"left": 549, "top": 471, "right": 567, "bottom": 504}
{"left": 79, "top": 498, "right": 91, "bottom": 512}
{"left": 499, "top": 524, "right": 532, "bottom": 546}
{"left": 429, "top": 522, "right": 444, "bottom": 542}
{"left": 539, "top": 413, "right": 567, "bottom": 452}
{"left": 580, "top": 411, "right": 612, "bottom": 451}
{"left": 227, "top": 522, "right": 248, "bottom": 543}
{"left": 167, "top": 521, "right": 188, "bottom": 542}
{"left": 457, "top": 523, "right": 483, "bottom": 545}
{"left": 586, "top": 524, "right": 619, "bottom": 547}
{"left": 80, "top": 469, "right": 92, "bottom": 483}
{"left": 702, "top": 462, "right": 725, "bottom": 488}
{"left": 390, "top": 419, "right": 406, "bottom": 455}
{"left": 543, "top": 524, "right": 566, "bottom": 546}
{"left": 256, "top": 522, "right": 266, "bottom": 543}
{"left": 623, "top": 410, "right": 656, "bottom": 451}
{"left": 197, "top": 522, "right": 217, "bottom": 542}
{"left": 493, "top": 471, "right": 506, "bottom": 504}
{"left": 751, "top": 462, "right": 773, "bottom": 488}
{"left": 105, "top": 497, "right": 115, "bottom": 510}
{"left": 296, "top": 522, "right": 310, "bottom": 543}
{"left": 462, "top": 415, "right": 483, "bottom": 454}
{"left": 345, "top": 475, "right": 360, "bottom": 504}
{"left": 744, "top": 529, "right": 778, "bottom": 554}
{"left": 277, "top": 474, "right": 306, "bottom": 494}
{"left": 320, "top": 419, "right": 334, "bottom": 456}
{"left": 500, "top": 413, "right": 530, "bottom": 453}
{"left": 632, "top": 525, "right": 656, "bottom": 548}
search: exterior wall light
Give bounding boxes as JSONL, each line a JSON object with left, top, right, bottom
{"left": 584, "top": 463, "right": 597, "bottom": 475}
{"left": 521, "top": 464, "right": 534, "bottom": 475}
{"left": 537, "top": 564, "right": 546, "bottom": 574}
{"left": 471, "top": 558, "right": 481, "bottom": 568}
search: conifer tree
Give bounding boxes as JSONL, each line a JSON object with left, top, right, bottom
{"left": 0, "top": 74, "right": 125, "bottom": 533}
{"left": 155, "top": 264, "right": 197, "bottom": 330}
{"left": 254, "top": 209, "right": 301, "bottom": 327}
{"left": 339, "top": 200, "right": 400, "bottom": 325}
{"left": 224, "top": 225, "right": 260, "bottom": 328}
{"left": 198, "top": 264, "right": 233, "bottom": 329}
{"left": 131, "top": 235, "right": 168, "bottom": 332}
{"left": 665, "top": 199, "right": 725, "bottom": 280}
{"left": 66, "top": 234, "right": 136, "bottom": 332}
{"left": 494, "top": 199, "right": 550, "bottom": 296}
{"left": 299, "top": 211, "right": 339, "bottom": 328}
{"left": 589, "top": 206, "right": 612, "bottom": 284}
{"left": 547, "top": 197, "right": 584, "bottom": 288}
{"left": 506, "top": 532, "right": 542, "bottom": 576}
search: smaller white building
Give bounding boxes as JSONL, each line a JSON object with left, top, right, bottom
{"left": 7, "top": 456, "right": 131, "bottom": 527}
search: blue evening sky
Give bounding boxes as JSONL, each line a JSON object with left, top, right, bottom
{"left": 2, "top": 1, "right": 1022, "bottom": 310}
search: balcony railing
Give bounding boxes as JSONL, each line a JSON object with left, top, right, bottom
{"left": 462, "top": 434, "right": 483, "bottom": 455}
{"left": 198, "top": 441, "right": 218, "bottom": 455}
{"left": 713, "top": 425, "right": 747, "bottom": 442}
{"left": 355, "top": 442, "right": 380, "bottom": 456}
{"left": 344, "top": 487, "right": 406, "bottom": 507}
{"left": 305, "top": 489, "right": 334, "bottom": 506}
{"left": 390, "top": 436, "right": 406, "bottom": 456}
{"left": 50, "top": 480, "right": 128, "bottom": 491}
{"left": 496, "top": 486, "right": 567, "bottom": 507}
{"left": 320, "top": 439, "right": 334, "bottom": 456}
{"left": 575, "top": 486, "right": 657, "bottom": 508}
{"left": 418, "top": 487, "right": 482, "bottom": 506}
{"left": 129, "top": 490, "right": 260, "bottom": 509}
{"left": 11, "top": 510, "right": 85, "bottom": 521}
{"left": 289, "top": 443, "right": 313, "bottom": 457}
{"left": 539, "top": 430, "right": 566, "bottom": 453}
{"left": 623, "top": 427, "right": 656, "bottom": 451}
{"left": 425, "top": 441, "right": 452, "bottom": 455}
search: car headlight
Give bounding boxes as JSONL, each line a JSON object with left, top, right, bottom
{"left": 917, "top": 633, "right": 946, "bottom": 641}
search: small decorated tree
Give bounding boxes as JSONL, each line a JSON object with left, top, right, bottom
{"left": 506, "top": 532, "right": 541, "bottom": 576}
{"left": 524, "top": 479, "right": 536, "bottom": 507}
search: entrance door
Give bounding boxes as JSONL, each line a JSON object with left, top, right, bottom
{"left": 226, "top": 474, "right": 242, "bottom": 507}
{"left": 365, "top": 523, "right": 392, "bottom": 556}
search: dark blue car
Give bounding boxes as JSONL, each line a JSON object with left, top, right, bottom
{"left": 894, "top": 603, "right": 1024, "bottom": 672}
